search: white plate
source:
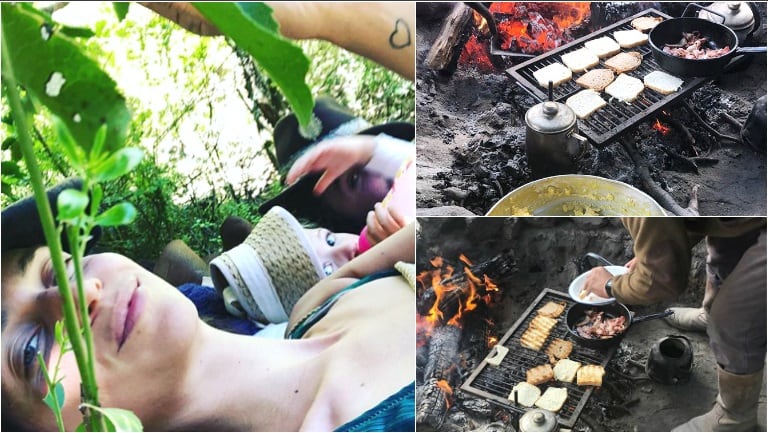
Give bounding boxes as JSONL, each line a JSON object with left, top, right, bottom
{"left": 568, "top": 265, "right": 628, "bottom": 305}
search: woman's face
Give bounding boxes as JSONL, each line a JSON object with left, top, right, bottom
{"left": 1, "top": 247, "right": 201, "bottom": 430}
{"left": 321, "top": 167, "right": 392, "bottom": 223}
{"left": 304, "top": 227, "right": 359, "bottom": 276}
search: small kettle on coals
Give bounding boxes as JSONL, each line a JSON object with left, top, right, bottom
{"left": 646, "top": 335, "right": 694, "bottom": 385}
{"left": 518, "top": 408, "right": 558, "bottom": 432}
{"left": 524, "top": 81, "right": 588, "bottom": 179}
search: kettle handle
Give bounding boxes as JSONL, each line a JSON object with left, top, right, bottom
{"left": 579, "top": 252, "right": 616, "bottom": 273}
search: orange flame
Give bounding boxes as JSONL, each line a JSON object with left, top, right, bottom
{"left": 488, "top": 335, "right": 499, "bottom": 347}
{"left": 436, "top": 379, "right": 454, "bottom": 409}
{"left": 653, "top": 119, "right": 671, "bottom": 135}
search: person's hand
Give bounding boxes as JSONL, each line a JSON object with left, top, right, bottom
{"left": 624, "top": 257, "right": 638, "bottom": 272}
{"left": 365, "top": 202, "right": 407, "bottom": 246}
{"left": 286, "top": 135, "right": 377, "bottom": 195}
{"left": 581, "top": 266, "right": 614, "bottom": 299}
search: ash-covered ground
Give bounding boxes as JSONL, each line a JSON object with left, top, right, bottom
{"left": 415, "top": 3, "right": 767, "bottom": 217}
{"left": 415, "top": 217, "right": 767, "bottom": 432}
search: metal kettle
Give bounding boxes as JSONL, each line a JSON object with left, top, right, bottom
{"left": 646, "top": 335, "right": 694, "bottom": 385}
{"left": 524, "top": 82, "right": 588, "bottom": 179}
{"left": 698, "top": 2, "right": 760, "bottom": 44}
{"left": 519, "top": 408, "right": 559, "bottom": 432}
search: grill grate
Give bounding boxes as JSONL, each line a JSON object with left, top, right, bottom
{"left": 460, "top": 289, "right": 618, "bottom": 428}
{"left": 506, "top": 9, "right": 710, "bottom": 147}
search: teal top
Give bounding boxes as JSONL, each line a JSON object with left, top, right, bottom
{"left": 288, "top": 269, "right": 415, "bottom": 432}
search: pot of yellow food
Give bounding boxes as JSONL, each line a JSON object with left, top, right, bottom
{"left": 486, "top": 175, "right": 667, "bottom": 216}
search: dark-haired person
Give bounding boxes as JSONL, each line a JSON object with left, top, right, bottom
{"left": 582, "top": 217, "right": 766, "bottom": 432}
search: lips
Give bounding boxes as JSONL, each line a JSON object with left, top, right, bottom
{"left": 115, "top": 278, "right": 145, "bottom": 351}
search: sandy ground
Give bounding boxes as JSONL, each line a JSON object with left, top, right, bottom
{"left": 415, "top": 217, "right": 767, "bottom": 432}
{"left": 415, "top": 3, "right": 767, "bottom": 217}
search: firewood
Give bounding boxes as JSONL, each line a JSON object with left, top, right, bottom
{"left": 416, "top": 378, "right": 450, "bottom": 428}
{"left": 424, "top": 325, "right": 462, "bottom": 382}
{"left": 425, "top": 3, "right": 473, "bottom": 71}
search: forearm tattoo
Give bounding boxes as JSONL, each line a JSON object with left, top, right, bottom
{"left": 389, "top": 18, "right": 412, "bottom": 49}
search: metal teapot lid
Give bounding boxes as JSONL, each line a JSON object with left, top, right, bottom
{"left": 519, "top": 408, "right": 558, "bottom": 432}
{"left": 526, "top": 80, "right": 577, "bottom": 134}
{"left": 699, "top": 2, "right": 755, "bottom": 32}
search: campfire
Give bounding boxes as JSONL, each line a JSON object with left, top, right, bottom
{"left": 417, "top": 2, "right": 766, "bottom": 217}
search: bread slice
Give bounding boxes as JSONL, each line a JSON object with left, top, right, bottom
{"left": 561, "top": 48, "right": 600, "bottom": 73}
{"left": 530, "top": 315, "right": 558, "bottom": 333}
{"left": 613, "top": 29, "right": 649, "bottom": 48}
{"left": 533, "top": 63, "right": 573, "bottom": 89}
{"left": 535, "top": 387, "right": 568, "bottom": 412}
{"left": 604, "top": 51, "right": 643, "bottom": 74}
{"left": 566, "top": 89, "right": 607, "bottom": 119}
{"left": 520, "top": 326, "right": 550, "bottom": 351}
{"left": 605, "top": 73, "right": 645, "bottom": 103}
{"left": 577, "top": 364, "right": 606, "bottom": 387}
{"left": 553, "top": 359, "right": 582, "bottom": 383}
{"left": 584, "top": 36, "right": 621, "bottom": 58}
{"left": 485, "top": 344, "right": 509, "bottom": 366}
{"left": 631, "top": 16, "right": 663, "bottom": 32}
{"left": 510, "top": 382, "right": 542, "bottom": 407}
{"left": 575, "top": 68, "right": 615, "bottom": 92}
{"left": 545, "top": 338, "right": 574, "bottom": 364}
{"left": 526, "top": 363, "right": 555, "bottom": 385}
{"left": 537, "top": 301, "right": 566, "bottom": 318}
{"left": 643, "top": 70, "right": 684, "bottom": 95}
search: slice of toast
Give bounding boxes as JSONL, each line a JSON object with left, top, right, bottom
{"left": 575, "top": 68, "right": 615, "bottom": 92}
{"left": 545, "top": 338, "right": 574, "bottom": 364}
{"left": 553, "top": 358, "right": 582, "bottom": 383}
{"left": 529, "top": 315, "right": 558, "bottom": 333}
{"left": 605, "top": 73, "right": 645, "bottom": 103}
{"left": 577, "top": 364, "right": 606, "bottom": 387}
{"left": 604, "top": 51, "right": 643, "bottom": 74}
{"left": 644, "top": 70, "right": 684, "bottom": 95}
{"left": 566, "top": 89, "right": 607, "bottom": 119}
{"left": 631, "top": 16, "right": 663, "bottom": 32}
{"left": 520, "top": 326, "right": 550, "bottom": 351}
{"left": 533, "top": 63, "right": 573, "bottom": 89}
{"left": 584, "top": 36, "right": 621, "bottom": 58}
{"left": 526, "top": 363, "right": 555, "bottom": 385}
{"left": 537, "top": 301, "right": 567, "bottom": 318}
{"left": 509, "top": 382, "right": 542, "bottom": 407}
{"left": 534, "top": 387, "right": 568, "bottom": 412}
{"left": 613, "top": 29, "right": 649, "bottom": 48}
{"left": 561, "top": 48, "right": 600, "bottom": 73}
{"left": 485, "top": 344, "right": 509, "bottom": 366}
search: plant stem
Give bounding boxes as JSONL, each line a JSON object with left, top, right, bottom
{"left": 1, "top": 27, "right": 107, "bottom": 433}
{"left": 38, "top": 353, "right": 66, "bottom": 431}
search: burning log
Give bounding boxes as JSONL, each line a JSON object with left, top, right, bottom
{"left": 426, "top": 3, "right": 473, "bottom": 71}
{"left": 423, "top": 325, "right": 463, "bottom": 382}
{"left": 416, "top": 377, "right": 452, "bottom": 428}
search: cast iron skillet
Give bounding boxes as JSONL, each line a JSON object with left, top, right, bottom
{"left": 648, "top": 4, "right": 766, "bottom": 77}
{"left": 565, "top": 302, "right": 673, "bottom": 350}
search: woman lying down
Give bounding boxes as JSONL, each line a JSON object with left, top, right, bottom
{"left": 1, "top": 219, "right": 416, "bottom": 431}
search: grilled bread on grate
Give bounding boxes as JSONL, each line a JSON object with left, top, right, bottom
{"left": 613, "top": 29, "right": 649, "bottom": 48}
{"left": 535, "top": 387, "right": 569, "bottom": 412}
{"left": 644, "top": 70, "right": 684, "bottom": 95}
{"left": 577, "top": 364, "right": 606, "bottom": 387}
{"left": 530, "top": 315, "right": 558, "bottom": 333}
{"left": 553, "top": 358, "right": 582, "bottom": 383}
{"left": 545, "top": 338, "right": 574, "bottom": 364}
{"left": 566, "top": 89, "right": 607, "bottom": 119}
{"left": 631, "top": 16, "right": 663, "bottom": 32}
{"left": 584, "top": 36, "right": 621, "bottom": 58}
{"left": 604, "top": 51, "right": 643, "bottom": 74}
{"left": 510, "top": 382, "right": 542, "bottom": 407}
{"left": 537, "top": 301, "right": 567, "bottom": 318}
{"left": 533, "top": 62, "right": 573, "bottom": 89}
{"left": 606, "top": 73, "right": 645, "bottom": 103}
{"left": 485, "top": 344, "right": 509, "bottom": 366}
{"left": 526, "top": 363, "right": 555, "bottom": 385}
{"left": 575, "top": 68, "right": 615, "bottom": 92}
{"left": 561, "top": 48, "right": 600, "bottom": 73}
{"left": 521, "top": 326, "right": 550, "bottom": 351}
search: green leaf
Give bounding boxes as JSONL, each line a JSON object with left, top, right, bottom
{"left": 113, "top": 3, "right": 130, "bottom": 22}
{"left": 79, "top": 405, "right": 143, "bottom": 432}
{"left": 57, "top": 188, "right": 89, "bottom": 221}
{"left": 91, "top": 147, "right": 144, "bottom": 182}
{"left": 1, "top": 3, "right": 131, "bottom": 153}
{"left": 90, "top": 123, "right": 108, "bottom": 161}
{"left": 95, "top": 202, "right": 137, "bottom": 227}
{"left": 1, "top": 136, "right": 16, "bottom": 150}
{"left": 75, "top": 423, "right": 87, "bottom": 432}
{"left": 192, "top": 3, "right": 314, "bottom": 129}
{"left": 42, "top": 382, "right": 65, "bottom": 413}
{"left": 53, "top": 116, "right": 87, "bottom": 166}
{"left": 58, "top": 25, "right": 96, "bottom": 39}
{"left": 1, "top": 160, "right": 21, "bottom": 176}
